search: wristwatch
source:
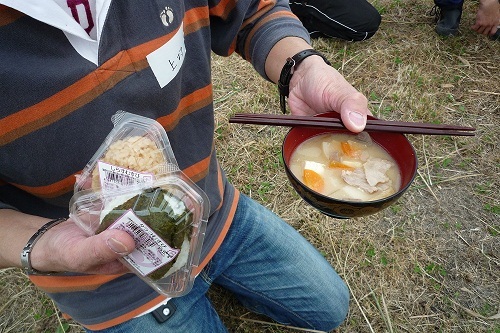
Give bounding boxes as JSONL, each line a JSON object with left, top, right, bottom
{"left": 20, "top": 217, "right": 68, "bottom": 275}
{"left": 278, "top": 49, "right": 331, "bottom": 114}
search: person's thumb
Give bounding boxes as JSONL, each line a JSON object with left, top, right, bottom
{"left": 84, "top": 229, "right": 136, "bottom": 265}
{"left": 339, "top": 93, "right": 371, "bottom": 133}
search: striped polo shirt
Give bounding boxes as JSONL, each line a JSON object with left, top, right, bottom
{"left": 0, "top": 0, "right": 310, "bottom": 329}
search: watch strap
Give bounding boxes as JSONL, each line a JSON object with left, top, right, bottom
{"left": 278, "top": 49, "right": 331, "bottom": 114}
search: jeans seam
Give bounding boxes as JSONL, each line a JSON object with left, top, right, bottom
{"left": 200, "top": 269, "right": 213, "bottom": 285}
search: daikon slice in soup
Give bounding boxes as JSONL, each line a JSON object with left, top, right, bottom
{"left": 289, "top": 132, "right": 401, "bottom": 202}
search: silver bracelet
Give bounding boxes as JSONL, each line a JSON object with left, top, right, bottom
{"left": 20, "top": 217, "right": 68, "bottom": 275}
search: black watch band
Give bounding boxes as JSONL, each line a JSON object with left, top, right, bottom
{"left": 278, "top": 49, "right": 331, "bottom": 114}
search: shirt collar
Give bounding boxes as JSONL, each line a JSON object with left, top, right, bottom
{"left": 0, "top": 0, "right": 112, "bottom": 65}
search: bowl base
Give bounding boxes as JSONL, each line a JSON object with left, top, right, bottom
{"left": 318, "top": 209, "right": 350, "bottom": 219}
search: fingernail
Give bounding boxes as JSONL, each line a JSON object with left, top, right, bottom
{"left": 348, "top": 111, "right": 365, "bottom": 126}
{"left": 106, "top": 238, "right": 129, "bottom": 255}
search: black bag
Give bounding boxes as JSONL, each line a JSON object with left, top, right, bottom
{"left": 289, "top": 0, "right": 381, "bottom": 41}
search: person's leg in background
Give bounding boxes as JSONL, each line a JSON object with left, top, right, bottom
{"left": 432, "top": 0, "right": 465, "bottom": 36}
{"left": 289, "top": 0, "right": 381, "bottom": 41}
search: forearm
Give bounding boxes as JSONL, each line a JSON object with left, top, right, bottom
{"left": 265, "top": 37, "right": 313, "bottom": 83}
{"left": 0, "top": 208, "right": 134, "bottom": 275}
{"left": 0, "top": 209, "right": 50, "bottom": 269}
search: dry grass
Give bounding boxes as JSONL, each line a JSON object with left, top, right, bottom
{"left": 1, "top": 0, "right": 498, "bottom": 332}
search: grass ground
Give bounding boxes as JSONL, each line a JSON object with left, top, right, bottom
{"left": 1, "top": 0, "right": 498, "bottom": 332}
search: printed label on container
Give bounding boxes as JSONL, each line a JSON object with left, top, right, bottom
{"left": 98, "top": 161, "right": 154, "bottom": 194}
{"left": 108, "top": 210, "right": 180, "bottom": 276}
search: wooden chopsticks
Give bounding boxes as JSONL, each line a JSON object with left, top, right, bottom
{"left": 229, "top": 113, "right": 476, "bottom": 136}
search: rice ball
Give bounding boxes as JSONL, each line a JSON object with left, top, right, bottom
{"left": 91, "top": 136, "right": 165, "bottom": 191}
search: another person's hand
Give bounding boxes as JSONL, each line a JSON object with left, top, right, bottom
{"left": 287, "top": 55, "right": 371, "bottom": 133}
{"left": 472, "top": 0, "right": 500, "bottom": 36}
{"left": 30, "top": 218, "right": 135, "bottom": 275}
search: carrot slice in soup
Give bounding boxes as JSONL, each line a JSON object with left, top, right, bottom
{"left": 341, "top": 141, "right": 356, "bottom": 157}
{"left": 303, "top": 169, "right": 324, "bottom": 192}
{"left": 328, "top": 161, "right": 355, "bottom": 170}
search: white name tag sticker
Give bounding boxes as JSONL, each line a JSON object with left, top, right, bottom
{"left": 147, "top": 24, "right": 185, "bottom": 88}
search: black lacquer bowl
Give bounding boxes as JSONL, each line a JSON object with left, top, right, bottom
{"left": 282, "top": 112, "right": 418, "bottom": 219}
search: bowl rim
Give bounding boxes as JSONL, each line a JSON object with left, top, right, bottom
{"left": 281, "top": 112, "right": 418, "bottom": 205}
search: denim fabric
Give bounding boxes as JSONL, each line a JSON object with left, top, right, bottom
{"left": 434, "top": 0, "right": 464, "bottom": 8}
{"left": 85, "top": 193, "right": 349, "bottom": 332}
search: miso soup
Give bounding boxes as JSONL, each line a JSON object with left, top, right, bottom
{"left": 289, "top": 132, "right": 401, "bottom": 202}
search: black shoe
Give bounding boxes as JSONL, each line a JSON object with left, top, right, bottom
{"left": 430, "top": 5, "right": 462, "bottom": 36}
{"left": 490, "top": 29, "right": 500, "bottom": 41}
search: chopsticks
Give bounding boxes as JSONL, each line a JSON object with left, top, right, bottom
{"left": 229, "top": 113, "right": 476, "bottom": 136}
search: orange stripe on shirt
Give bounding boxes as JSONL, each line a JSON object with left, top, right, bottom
{"left": 214, "top": 161, "right": 225, "bottom": 211}
{"left": 193, "top": 189, "right": 239, "bottom": 275}
{"left": 184, "top": 6, "right": 209, "bottom": 25}
{"left": 0, "top": 28, "right": 179, "bottom": 146}
{"left": 0, "top": 64, "right": 135, "bottom": 146}
{"left": 8, "top": 85, "right": 211, "bottom": 199}
{"left": 11, "top": 173, "right": 78, "bottom": 198}
{"left": 73, "top": 294, "right": 169, "bottom": 330}
{"left": 209, "top": 0, "right": 236, "bottom": 19}
{"left": 0, "top": 6, "right": 23, "bottom": 26}
{"left": 240, "top": 0, "right": 277, "bottom": 32}
{"left": 183, "top": 155, "right": 211, "bottom": 182}
{"left": 181, "top": 7, "right": 210, "bottom": 34}
{"left": 123, "top": 26, "right": 180, "bottom": 64}
{"left": 156, "top": 85, "right": 213, "bottom": 131}
{"left": 184, "top": 16, "right": 210, "bottom": 35}
{"left": 29, "top": 274, "right": 125, "bottom": 293}
{"left": 243, "top": 10, "right": 297, "bottom": 61}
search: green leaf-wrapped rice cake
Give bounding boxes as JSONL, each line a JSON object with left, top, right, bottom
{"left": 98, "top": 186, "right": 194, "bottom": 280}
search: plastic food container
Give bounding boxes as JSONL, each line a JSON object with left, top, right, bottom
{"left": 70, "top": 111, "right": 209, "bottom": 297}
{"left": 74, "top": 111, "right": 180, "bottom": 193}
{"left": 70, "top": 177, "right": 208, "bottom": 297}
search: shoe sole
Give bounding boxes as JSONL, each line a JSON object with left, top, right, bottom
{"left": 435, "top": 26, "right": 459, "bottom": 36}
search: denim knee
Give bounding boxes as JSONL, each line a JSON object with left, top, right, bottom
{"left": 315, "top": 279, "right": 350, "bottom": 331}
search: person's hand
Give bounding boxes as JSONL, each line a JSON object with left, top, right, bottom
{"left": 472, "top": 0, "right": 500, "bottom": 36}
{"left": 287, "top": 55, "right": 371, "bottom": 133}
{"left": 30, "top": 218, "right": 136, "bottom": 275}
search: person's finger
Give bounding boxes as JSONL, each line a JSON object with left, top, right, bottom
{"left": 63, "top": 228, "right": 136, "bottom": 273}
{"left": 88, "top": 229, "right": 135, "bottom": 261}
{"left": 472, "top": 23, "right": 485, "bottom": 34}
{"left": 338, "top": 93, "right": 371, "bottom": 133}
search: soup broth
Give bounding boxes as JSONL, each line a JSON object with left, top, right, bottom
{"left": 289, "top": 132, "right": 401, "bottom": 202}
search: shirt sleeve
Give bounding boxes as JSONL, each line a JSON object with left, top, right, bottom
{"left": 209, "top": 0, "right": 311, "bottom": 80}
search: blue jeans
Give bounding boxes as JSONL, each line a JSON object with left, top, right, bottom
{"left": 85, "top": 194, "right": 349, "bottom": 332}
{"left": 434, "top": 0, "right": 464, "bottom": 7}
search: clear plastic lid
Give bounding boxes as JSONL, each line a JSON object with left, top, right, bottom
{"left": 70, "top": 176, "right": 209, "bottom": 297}
{"left": 74, "top": 111, "right": 180, "bottom": 193}
{"left": 70, "top": 111, "right": 209, "bottom": 297}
